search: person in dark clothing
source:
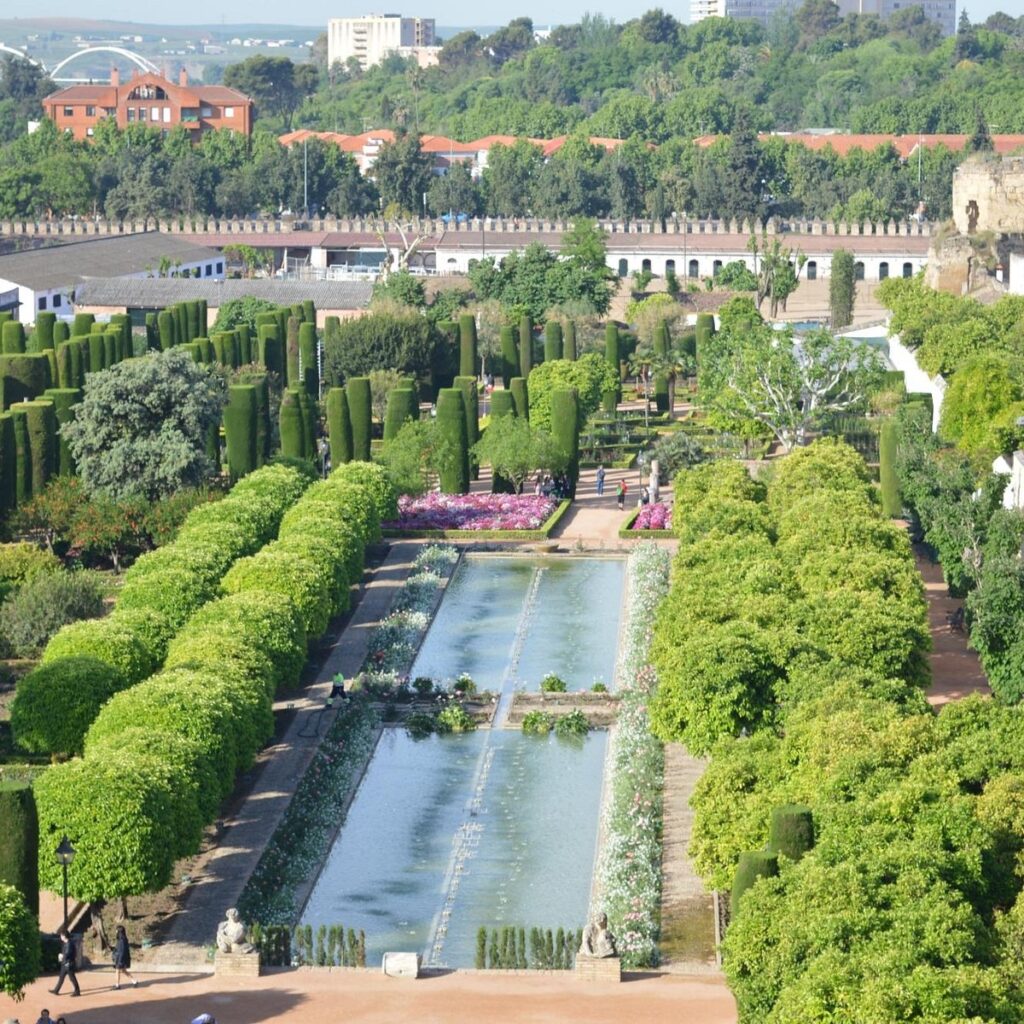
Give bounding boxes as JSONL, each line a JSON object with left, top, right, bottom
{"left": 112, "top": 925, "right": 138, "bottom": 989}
{"left": 50, "top": 929, "right": 80, "bottom": 997}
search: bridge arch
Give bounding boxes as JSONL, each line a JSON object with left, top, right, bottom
{"left": 49, "top": 46, "right": 159, "bottom": 81}
{"left": 0, "top": 44, "right": 41, "bottom": 66}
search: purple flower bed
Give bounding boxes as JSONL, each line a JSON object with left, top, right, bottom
{"left": 631, "top": 503, "right": 672, "bottom": 531}
{"left": 384, "top": 493, "right": 558, "bottom": 532}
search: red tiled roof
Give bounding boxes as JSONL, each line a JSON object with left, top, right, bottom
{"left": 44, "top": 84, "right": 117, "bottom": 103}
{"left": 695, "top": 131, "right": 1024, "bottom": 158}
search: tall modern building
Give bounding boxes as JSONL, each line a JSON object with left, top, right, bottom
{"left": 837, "top": 0, "right": 956, "bottom": 37}
{"left": 689, "top": 0, "right": 798, "bottom": 27}
{"left": 327, "top": 14, "right": 438, "bottom": 71}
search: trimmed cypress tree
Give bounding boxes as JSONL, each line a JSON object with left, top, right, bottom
{"left": 197, "top": 299, "right": 208, "bottom": 335}
{"left": 41, "top": 349, "right": 57, "bottom": 389}
{"left": 602, "top": 322, "right": 620, "bottom": 412}
{"left": 71, "top": 312, "right": 94, "bottom": 337}
{"left": 459, "top": 313, "right": 478, "bottom": 378}
{"left": 250, "top": 374, "right": 271, "bottom": 466}
{"left": 279, "top": 388, "right": 307, "bottom": 459}
{"left": 55, "top": 343, "right": 72, "bottom": 389}
{"left": 298, "top": 322, "right": 319, "bottom": 398}
{"left": 0, "top": 783, "right": 39, "bottom": 916}
{"left": 173, "top": 302, "right": 187, "bottom": 346}
{"left": 286, "top": 316, "right": 301, "bottom": 387}
{"left": 224, "top": 384, "right": 258, "bottom": 481}
{"left": 436, "top": 388, "right": 469, "bottom": 494}
{"left": 346, "top": 377, "right": 372, "bottom": 462}
{"left": 35, "top": 312, "right": 56, "bottom": 351}
{"left": 653, "top": 320, "right": 670, "bottom": 413}
{"left": 157, "top": 309, "right": 175, "bottom": 350}
{"left": 296, "top": 388, "right": 316, "bottom": 458}
{"left": 0, "top": 353, "right": 52, "bottom": 410}
{"left": 110, "top": 313, "right": 131, "bottom": 359}
{"left": 519, "top": 314, "right": 533, "bottom": 378}
{"left": 679, "top": 326, "right": 697, "bottom": 360}
{"left": 563, "top": 320, "right": 577, "bottom": 361}
{"left": 145, "top": 312, "right": 159, "bottom": 351}
{"left": 879, "top": 420, "right": 901, "bottom": 517}
{"left": 42, "top": 387, "right": 81, "bottom": 476}
{"left": 67, "top": 340, "right": 84, "bottom": 389}
{"left": 695, "top": 312, "right": 715, "bottom": 368}
{"left": 326, "top": 387, "right": 353, "bottom": 466}
{"left": 103, "top": 331, "right": 119, "bottom": 368}
{"left": 544, "top": 321, "right": 562, "bottom": 363}
{"left": 302, "top": 299, "right": 316, "bottom": 325}
{"left": 384, "top": 387, "right": 418, "bottom": 442}
{"left": 196, "top": 337, "right": 214, "bottom": 363}
{"left": 237, "top": 323, "right": 252, "bottom": 365}
{"left": 1, "top": 321, "right": 26, "bottom": 354}
{"left": 731, "top": 851, "right": 779, "bottom": 917}
{"left": 86, "top": 333, "right": 104, "bottom": 373}
{"left": 185, "top": 300, "right": 201, "bottom": 342}
{"left": 510, "top": 377, "right": 529, "bottom": 421}
{"left": 11, "top": 408, "right": 28, "bottom": 504}
{"left": 454, "top": 375, "right": 479, "bottom": 479}
{"left": 0, "top": 412, "right": 14, "bottom": 512}
{"left": 767, "top": 804, "right": 815, "bottom": 862}
{"left": 489, "top": 388, "right": 516, "bottom": 494}
{"left": 550, "top": 388, "right": 579, "bottom": 497}
{"left": 499, "top": 325, "right": 519, "bottom": 386}
{"left": 258, "top": 325, "right": 284, "bottom": 376}
{"left": 53, "top": 321, "right": 69, "bottom": 345}
{"left": 324, "top": 315, "right": 341, "bottom": 353}
{"left": 274, "top": 307, "right": 289, "bottom": 343}
{"left": 11, "top": 399, "right": 56, "bottom": 499}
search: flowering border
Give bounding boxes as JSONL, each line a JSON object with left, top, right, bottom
{"left": 618, "top": 506, "right": 675, "bottom": 540}
{"left": 383, "top": 499, "right": 571, "bottom": 540}
{"left": 237, "top": 545, "right": 460, "bottom": 925}
{"left": 594, "top": 542, "right": 671, "bottom": 968}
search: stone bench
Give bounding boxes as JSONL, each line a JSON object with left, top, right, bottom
{"left": 214, "top": 950, "right": 261, "bottom": 977}
{"left": 382, "top": 952, "right": 421, "bottom": 978}
{"left": 575, "top": 954, "right": 621, "bottom": 983}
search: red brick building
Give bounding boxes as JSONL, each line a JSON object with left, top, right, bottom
{"left": 42, "top": 68, "right": 253, "bottom": 142}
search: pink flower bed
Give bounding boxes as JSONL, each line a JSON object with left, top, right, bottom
{"left": 385, "top": 493, "right": 558, "bottom": 531}
{"left": 631, "top": 503, "right": 672, "bottom": 531}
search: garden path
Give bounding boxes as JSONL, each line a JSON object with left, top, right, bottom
{"left": 2, "top": 963, "right": 737, "bottom": 1024}
{"left": 142, "top": 541, "right": 423, "bottom": 968}
{"left": 915, "top": 546, "right": 990, "bottom": 707}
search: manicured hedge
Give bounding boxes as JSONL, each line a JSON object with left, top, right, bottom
{"left": 286, "top": 316, "right": 301, "bottom": 387}
{"left": 258, "top": 324, "right": 284, "bottom": 377}
{"left": 35, "top": 313, "right": 56, "bottom": 350}
{"left": 383, "top": 387, "right": 418, "bottom": 442}
{"left": 279, "top": 388, "right": 310, "bottom": 460}
{"left": 326, "top": 387, "right": 353, "bottom": 466}
{"left": 563, "top": 320, "right": 577, "bottom": 361}
{"left": 0, "top": 783, "right": 38, "bottom": 916}
{"left": 224, "top": 384, "right": 258, "bottom": 481}
{"left": 1, "top": 321, "right": 26, "bottom": 354}
{"left": 550, "top": 387, "right": 579, "bottom": 496}
{"left": 435, "top": 388, "right": 469, "bottom": 494}
{"left": 42, "top": 387, "right": 80, "bottom": 476}
{"left": 544, "top": 321, "right": 562, "bottom": 363}
{"left": 346, "top": 377, "right": 372, "bottom": 462}
{"left": 0, "top": 353, "right": 52, "bottom": 410}
{"left": 42, "top": 617, "right": 155, "bottom": 686}
{"left": 602, "top": 323, "right": 620, "bottom": 411}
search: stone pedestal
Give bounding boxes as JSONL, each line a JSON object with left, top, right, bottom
{"left": 382, "top": 951, "right": 421, "bottom": 978}
{"left": 214, "top": 950, "right": 261, "bottom": 977}
{"left": 575, "top": 954, "right": 621, "bottom": 983}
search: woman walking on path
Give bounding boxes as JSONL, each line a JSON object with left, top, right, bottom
{"left": 112, "top": 925, "right": 138, "bottom": 990}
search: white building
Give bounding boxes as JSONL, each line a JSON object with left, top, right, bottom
{"left": 836, "top": 0, "right": 956, "bottom": 37}
{"left": 689, "top": 0, "right": 798, "bottom": 27}
{"left": 327, "top": 14, "right": 438, "bottom": 71}
{"left": 692, "top": 0, "right": 955, "bottom": 35}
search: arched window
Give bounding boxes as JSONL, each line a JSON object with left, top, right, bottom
{"left": 712, "top": 259, "right": 723, "bottom": 276}
{"left": 665, "top": 259, "right": 675, "bottom": 275}
{"left": 806, "top": 260, "right": 817, "bottom": 280}
{"left": 617, "top": 258, "right": 628, "bottom": 278}
{"left": 902, "top": 262, "right": 913, "bottom": 278}
{"left": 854, "top": 261, "right": 865, "bottom": 281}
{"left": 879, "top": 262, "right": 889, "bottom": 280}
{"left": 688, "top": 259, "right": 699, "bottom": 278}
{"left": 641, "top": 258, "right": 652, "bottom": 273}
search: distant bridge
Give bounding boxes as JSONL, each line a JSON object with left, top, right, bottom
{"left": 0, "top": 43, "right": 159, "bottom": 82}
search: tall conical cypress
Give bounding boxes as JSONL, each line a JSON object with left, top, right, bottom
{"left": 544, "top": 321, "right": 562, "bottom": 363}
{"left": 510, "top": 377, "right": 529, "bottom": 421}
{"left": 2, "top": 322, "right": 26, "bottom": 354}
{"left": 499, "top": 325, "right": 519, "bottom": 386}
{"left": 695, "top": 312, "right": 715, "bottom": 368}
{"left": 157, "top": 310, "right": 175, "bottom": 350}
{"left": 279, "top": 388, "right": 308, "bottom": 459}
{"left": 384, "top": 387, "right": 418, "bottom": 442}
{"left": 0, "top": 412, "right": 15, "bottom": 512}
{"left": 436, "top": 388, "right": 469, "bottom": 494}
{"left": 603, "top": 322, "right": 620, "bottom": 412}
{"left": 454, "top": 375, "right": 479, "bottom": 479}
{"left": 286, "top": 316, "right": 301, "bottom": 387}
{"left": 224, "top": 384, "right": 257, "bottom": 481}
{"left": 35, "top": 313, "right": 56, "bottom": 351}
{"left": 258, "top": 325, "right": 284, "bottom": 377}
{"left": 459, "top": 313, "right": 478, "bottom": 379}
{"left": 298, "top": 322, "right": 319, "bottom": 398}
{"left": 326, "top": 387, "right": 353, "bottom": 466}
{"left": 550, "top": 388, "right": 579, "bottom": 497}
{"left": 519, "top": 314, "right": 533, "bottom": 378}
{"left": 346, "top": 377, "right": 372, "bottom": 462}
{"left": 563, "top": 320, "right": 577, "bottom": 361}
{"left": 489, "top": 389, "right": 516, "bottom": 494}
{"left": 237, "top": 323, "right": 252, "bottom": 364}
{"left": 250, "top": 374, "right": 271, "bottom": 467}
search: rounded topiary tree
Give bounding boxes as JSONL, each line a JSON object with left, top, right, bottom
{"left": 435, "top": 388, "right": 469, "bottom": 494}
{"left": 459, "top": 313, "right": 478, "bottom": 379}
{"left": 730, "top": 850, "right": 778, "bottom": 917}
{"left": 224, "top": 384, "right": 257, "bottom": 481}
{"left": 767, "top": 804, "right": 815, "bottom": 862}
{"left": 346, "top": 377, "right": 372, "bottom": 462}
{"left": 326, "top": 387, "right": 353, "bottom": 466}
{"left": 0, "top": 882, "right": 40, "bottom": 1000}
{"left": 42, "top": 617, "right": 154, "bottom": 686}
{"left": 550, "top": 388, "right": 579, "bottom": 497}
{"left": 11, "top": 656, "right": 123, "bottom": 757}
{"left": 0, "top": 783, "right": 38, "bottom": 916}
{"left": 879, "top": 419, "right": 901, "bottom": 518}
{"left": 500, "top": 326, "right": 519, "bottom": 386}
{"left": 544, "top": 322, "right": 562, "bottom": 364}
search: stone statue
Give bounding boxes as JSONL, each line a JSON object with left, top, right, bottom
{"left": 578, "top": 912, "right": 617, "bottom": 958}
{"left": 216, "top": 908, "right": 254, "bottom": 954}
{"left": 966, "top": 200, "right": 980, "bottom": 234}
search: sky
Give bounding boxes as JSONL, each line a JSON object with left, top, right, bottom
{"left": 0, "top": 0, "right": 1015, "bottom": 30}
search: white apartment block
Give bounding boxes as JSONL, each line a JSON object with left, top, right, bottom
{"left": 689, "top": 0, "right": 798, "bottom": 27}
{"left": 327, "top": 14, "right": 438, "bottom": 71}
{"left": 692, "top": 0, "right": 955, "bottom": 34}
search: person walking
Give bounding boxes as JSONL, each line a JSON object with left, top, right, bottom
{"left": 50, "top": 929, "right": 80, "bottom": 997}
{"left": 596, "top": 464, "right": 606, "bottom": 496}
{"left": 112, "top": 925, "right": 138, "bottom": 990}
{"left": 616, "top": 480, "right": 627, "bottom": 510}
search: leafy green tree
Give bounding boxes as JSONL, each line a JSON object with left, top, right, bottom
{"left": 373, "top": 134, "right": 433, "bottom": 213}
{"left": 427, "top": 162, "right": 481, "bottom": 217}
{"left": 323, "top": 310, "right": 439, "bottom": 385}
{"left": 472, "top": 415, "right": 567, "bottom": 493}
{"left": 526, "top": 354, "right": 620, "bottom": 432}
{"left": 223, "top": 55, "right": 314, "bottom": 127}
{"left": 940, "top": 352, "right": 1024, "bottom": 458}
{"left": 0, "top": 882, "right": 39, "bottom": 1000}
{"left": 481, "top": 140, "right": 544, "bottom": 217}
{"left": 63, "top": 350, "right": 226, "bottom": 501}
{"left": 211, "top": 296, "right": 279, "bottom": 335}
{"left": 830, "top": 248, "right": 856, "bottom": 329}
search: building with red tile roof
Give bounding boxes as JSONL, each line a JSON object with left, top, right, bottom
{"left": 693, "top": 132, "right": 1024, "bottom": 159}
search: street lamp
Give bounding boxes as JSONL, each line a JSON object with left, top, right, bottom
{"left": 55, "top": 836, "right": 76, "bottom": 928}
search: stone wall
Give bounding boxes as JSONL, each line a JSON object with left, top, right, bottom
{"left": 952, "top": 156, "right": 1024, "bottom": 236}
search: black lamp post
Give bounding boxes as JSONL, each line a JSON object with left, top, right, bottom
{"left": 55, "top": 836, "right": 76, "bottom": 928}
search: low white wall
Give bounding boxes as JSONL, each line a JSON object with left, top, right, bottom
{"left": 886, "top": 333, "right": 944, "bottom": 431}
